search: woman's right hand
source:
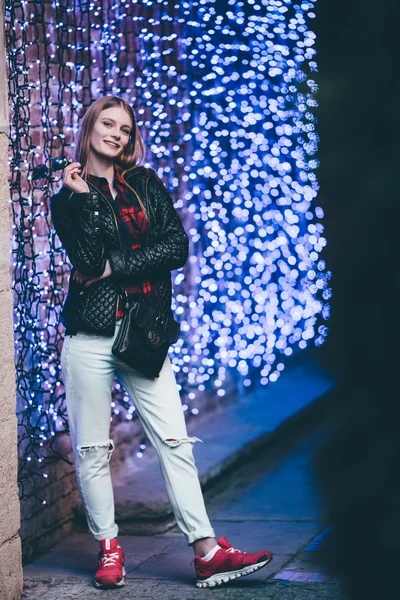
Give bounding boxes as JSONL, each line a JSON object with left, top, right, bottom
{"left": 63, "top": 162, "right": 90, "bottom": 194}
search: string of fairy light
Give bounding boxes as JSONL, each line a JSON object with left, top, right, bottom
{"left": 5, "top": 0, "right": 330, "bottom": 506}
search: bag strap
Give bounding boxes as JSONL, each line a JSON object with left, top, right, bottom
{"left": 118, "top": 284, "right": 158, "bottom": 315}
{"left": 119, "top": 285, "right": 130, "bottom": 311}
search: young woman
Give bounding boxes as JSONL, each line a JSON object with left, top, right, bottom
{"left": 50, "top": 95, "right": 272, "bottom": 589}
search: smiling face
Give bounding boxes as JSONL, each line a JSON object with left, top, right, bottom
{"left": 90, "top": 105, "right": 133, "bottom": 160}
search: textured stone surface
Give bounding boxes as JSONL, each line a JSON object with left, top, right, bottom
{"left": 0, "top": 45, "right": 24, "bottom": 599}
{"left": 0, "top": 417, "right": 20, "bottom": 547}
{"left": 0, "top": 477, "right": 21, "bottom": 548}
{"left": 0, "top": 307, "right": 16, "bottom": 423}
{"left": 21, "top": 579, "right": 344, "bottom": 600}
{"left": 0, "top": 536, "right": 23, "bottom": 600}
{"left": 0, "top": 154, "right": 16, "bottom": 424}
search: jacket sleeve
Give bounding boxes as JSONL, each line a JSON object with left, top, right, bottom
{"left": 50, "top": 187, "right": 108, "bottom": 276}
{"left": 108, "top": 168, "right": 189, "bottom": 278}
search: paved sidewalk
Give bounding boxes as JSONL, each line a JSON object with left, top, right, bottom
{"left": 22, "top": 579, "right": 344, "bottom": 600}
{"left": 22, "top": 426, "right": 344, "bottom": 599}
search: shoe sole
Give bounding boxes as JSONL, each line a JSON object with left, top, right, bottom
{"left": 196, "top": 556, "right": 272, "bottom": 588}
{"left": 93, "top": 566, "right": 126, "bottom": 589}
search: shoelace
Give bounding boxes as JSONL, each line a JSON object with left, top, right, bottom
{"left": 190, "top": 545, "right": 247, "bottom": 565}
{"left": 226, "top": 546, "right": 246, "bottom": 554}
{"left": 100, "top": 551, "right": 121, "bottom": 567}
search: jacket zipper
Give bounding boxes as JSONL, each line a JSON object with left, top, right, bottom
{"left": 145, "top": 170, "right": 150, "bottom": 246}
{"left": 85, "top": 180, "right": 125, "bottom": 324}
{"left": 145, "top": 171, "right": 162, "bottom": 310}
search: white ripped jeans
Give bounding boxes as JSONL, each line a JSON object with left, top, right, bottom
{"left": 60, "top": 318, "right": 216, "bottom": 545}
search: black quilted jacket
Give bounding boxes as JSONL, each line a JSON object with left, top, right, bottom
{"left": 50, "top": 166, "right": 189, "bottom": 336}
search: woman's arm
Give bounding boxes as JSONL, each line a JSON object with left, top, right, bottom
{"left": 50, "top": 188, "right": 108, "bottom": 277}
{"left": 107, "top": 168, "right": 189, "bottom": 278}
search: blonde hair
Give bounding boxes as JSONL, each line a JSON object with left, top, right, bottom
{"left": 74, "top": 95, "right": 150, "bottom": 221}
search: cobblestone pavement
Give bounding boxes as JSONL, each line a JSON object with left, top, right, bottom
{"left": 23, "top": 426, "right": 345, "bottom": 600}
{"left": 22, "top": 578, "right": 344, "bottom": 600}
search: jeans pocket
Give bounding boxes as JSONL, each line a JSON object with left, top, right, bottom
{"left": 60, "top": 335, "right": 70, "bottom": 380}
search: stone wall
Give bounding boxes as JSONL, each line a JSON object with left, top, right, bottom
{"left": 0, "top": 0, "right": 23, "bottom": 597}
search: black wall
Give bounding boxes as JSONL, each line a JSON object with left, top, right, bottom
{"left": 313, "top": 2, "right": 399, "bottom": 598}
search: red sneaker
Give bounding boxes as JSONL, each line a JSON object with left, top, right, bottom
{"left": 93, "top": 538, "right": 126, "bottom": 589}
{"left": 193, "top": 536, "right": 272, "bottom": 588}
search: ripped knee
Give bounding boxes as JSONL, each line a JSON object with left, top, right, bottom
{"left": 163, "top": 436, "right": 203, "bottom": 448}
{"left": 77, "top": 439, "right": 115, "bottom": 462}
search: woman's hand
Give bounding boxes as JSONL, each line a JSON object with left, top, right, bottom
{"left": 73, "top": 260, "right": 112, "bottom": 287}
{"left": 63, "top": 162, "right": 90, "bottom": 194}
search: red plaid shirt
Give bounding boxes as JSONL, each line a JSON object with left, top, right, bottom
{"left": 87, "top": 167, "right": 160, "bottom": 320}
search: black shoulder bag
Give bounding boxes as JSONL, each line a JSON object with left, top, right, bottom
{"left": 111, "top": 288, "right": 181, "bottom": 379}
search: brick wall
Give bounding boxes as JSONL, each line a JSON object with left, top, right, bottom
{"left": 19, "top": 418, "right": 145, "bottom": 564}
